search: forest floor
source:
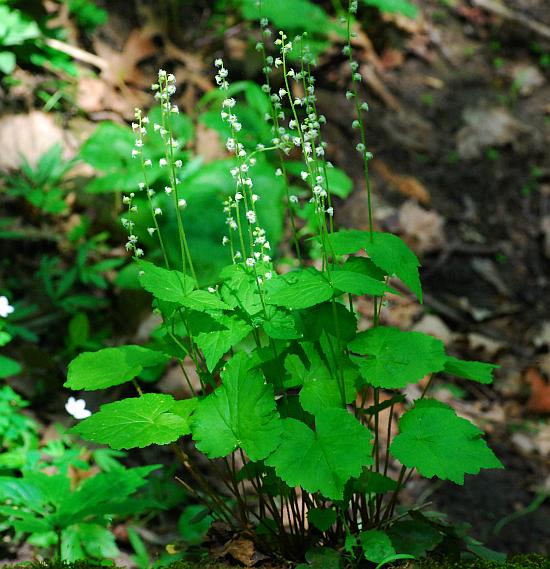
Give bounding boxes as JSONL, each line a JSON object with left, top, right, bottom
{"left": 1, "top": 0, "right": 550, "bottom": 564}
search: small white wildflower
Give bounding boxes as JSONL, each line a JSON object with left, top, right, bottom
{"left": 263, "top": 255, "right": 271, "bottom": 263}
{"left": 361, "top": 102, "right": 370, "bottom": 111}
{"left": 122, "top": 196, "right": 131, "bottom": 204}
{"left": 138, "top": 182, "right": 145, "bottom": 190}
{"left": 252, "top": 194, "right": 259, "bottom": 203}
{"left": 300, "top": 171, "right": 309, "bottom": 181}
{"left": 222, "top": 236, "right": 229, "bottom": 245}
{"left": 265, "top": 271, "right": 273, "bottom": 280}
{"left": 215, "top": 58, "right": 223, "bottom": 67}
{"left": 159, "top": 158, "right": 168, "bottom": 167}
{"left": 289, "top": 195, "right": 299, "bottom": 204}
{"left": 175, "top": 159, "right": 183, "bottom": 168}
{"left": 208, "top": 287, "right": 217, "bottom": 293}
{"left": 134, "top": 248, "right": 144, "bottom": 257}
{"left": 346, "top": 91, "right": 355, "bottom": 100}
{"left": 246, "top": 210, "right": 256, "bottom": 223}
{"left": 131, "top": 149, "right": 139, "bottom": 158}
{"left": 326, "top": 207, "right": 334, "bottom": 217}
{"left": 65, "top": 397, "right": 91, "bottom": 420}
{"left": 0, "top": 296, "right": 14, "bottom": 318}
{"left": 164, "top": 186, "right": 172, "bottom": 194}
{"left": 235, "top": 192, "right": 243, "bottom": 201}
{"left": 147, "top": 227, "right": 156, "bottom": 236}
{"left": 275, "top": 168, "right": 283, "bottom": 177}
{"left": 154, "top": 207, "right": 162, "bottom": 216}
{"left": 246, "top": 257, "right": 256, "bottom": 267}
{"left": 234, "top": 251, "right": 242, "bottom": 260}
{"left": 178, "top": 199, "right": 187, "bottom": 208}
{"left": 144, "top": 159, "right": 152, "bottom": 167}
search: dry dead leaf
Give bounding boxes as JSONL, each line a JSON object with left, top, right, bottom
{"left": 216, "top": 537, "right": 269, "bottom": 567}
{"left": 380, "top": 48, "right": 404, "bottom": 70}
{"left": 525, "top": 367, "right": 550, "bottom": 414}
{"left": 541, "top": 216, "right": 550, "bottom": 259}
{"left": 413, "top": 314, "right": 453, "bottom": 345}
{"left": 372, "top": 160, "right": 431, "bottom": 204}
{"left": 0, "top": 112, "right": 71, "bottom": 170}
{"left": 467, "top": 332, "right": 505, "bottom": 358}
{"left": 456, "top": 106, "right": 526, "bottom": 159}
{"left": 94, "top": 28, "right": 156, "bottom": 88}
{"left": 195, "top": 124, "right": 226, "bottom": 162}
{"left": 397, "top": 200, "right": 445, "bottom": 254}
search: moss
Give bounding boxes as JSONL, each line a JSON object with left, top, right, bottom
{"left": 410, "top": 554, "right": 549, "bottom": 569}
{"left": 4, "top": 555, "right": 548, "bottom": 569}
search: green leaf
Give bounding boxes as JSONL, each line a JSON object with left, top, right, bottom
{"left": 360, "top": 530, "right": 396, "bottom": 564}
{"left": 301, "top": 302, "right": 357, "bottom": 343}
{"left": 299, "top": 373, "right": 357, "bottom": 415}
{"left": 387, "top": 520, "right": 443, "bottom": 558}
{"left": 0, "top": 354, "right": 22, "bottom": 378}
{"left": 327, "top": 231, "right": 422, "bottom": 301}
{"left": 308, "top": 508, "right": 337, "bottom": 531}
{"left": 325, "top": 167, "right": 353, "bottom": 198}
{"left": 65, "top": 346, "right": 169, "bottom": 390}
{"left": 138, "top": 260, "right": 195, "bottom": 302}
{"left": 267, "top": 268, "right": 333, "bottom": 309}
{"left": 191, "top": 352, "right": 282, "bottom": 461}
{"left": 241, "top": 0, "right": 334, "bottom": 34}
{"left": 353, "top": 470, "right": 398, "bottom": 494}
{"left": 330, "top": 270, "right": 395, "bottom": 297}
{"left": 79, "top": 523, "right": 119, "bottom": 560}
{"left": 71, "top": 394, "right": 196, "bottom": 450}
{"left": 444, "top": 356, "right": 497, "bottom": 385}
{"left": 362, "top": 0, "right": 418, "bottom": 18}
{"left": 180, "top": 290, "right": 231, "bottom": 311}
{"left": 194, "top": 313, "right": 252, "bottom": 372}
{"left": 0, "top": 51, "right": 16, "bottom": 74}
{"left": 220, "top": 263, "right": 263, "bottom": 316}
{"left": 260, "top": 305, "right": 303, "bottom": 340}
{"left": 349, "top": 327, "right": 446, "bottom": 388}
{"left": 266, "top": 408, "right": 373, "bottom": 499}
{"left": 390, "top": 399, "right": 503, "bottom": 484}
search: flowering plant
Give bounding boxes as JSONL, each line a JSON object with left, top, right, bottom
{"left": 65, "top": 3, "right": 502, "bottom": 564}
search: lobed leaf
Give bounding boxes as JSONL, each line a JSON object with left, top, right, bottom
{"left": 390, "top": 399, "right": 503, "bottom": 484}
{"left": 191, "top": 352, "right": 282, "bottom": 461}
{"left": 65, "top": 345, "right": 169, "bottom": 390}
{"left": 266, "top": 408, "right": 373, "bottom": 500}
{"left": 327, "top": 231, "right": 422, "bottom": 301}
{"left": 444, "top": 356, "right": 498, "bottom": 385}
{"left": 349, "top": 326, "right": 447, "bottom": 388}
{"left": 138, "top": 260, "right": 195, "bottom": 302}
{"left": 71, "top": 394, "right": 196, "bottom": 450}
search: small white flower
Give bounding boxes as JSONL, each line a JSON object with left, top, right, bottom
{"left": 175, "top": 159, "right": 183, "bottom": 168}
{"left": 208, "top": 287, "right": 217, "bottom": 293}
{"left": 147, "top": 227, "right": 156, "bottom": 236}
{"left": 246, "top": 210, "right": 256, "bottom": 223}
{"left": 0, "top": 296, "right": 14, "bottom": 318}
{"left": 252, "top": 194, "right": 259, "bottom": 203}
{"left": 131, "top": 149, "right": 139, "bottom": 158}
{"left": 65, "top": 397, "right": 91, "bottom": 420}
{"left": 154, "top": 207, "right": 162, "bottom": 216}
{"left": 144, "top": 159, "right": 152, "bottom": 167}
{"left": 300, "top": 171, "right": 309, "bottom": 181}
{"left": 159, "top": 158, "right": 168, "bottom": 167}
{"left": 222, "top": 236, "right": 229, "bottom": 245}
{"left": 275, "top": 168, "right": 283, "bottom": 177}
{"left": 164, "top": 186, "right": 172, "bottom": 194}
{"left": 235, "top": 192, "right": 243, "bottom": 201}
{"left": 265, "top": 271, "right": 273, "bottom": 280}
{"left": 178, "top": 199, "right": 187, "bottom": 208}
{"left": 289, "top": 195, "right": 298, "bottom": 204}
{"left": 326, "top": 207, "right": 334, "bottom": 217}
{"left": 246, "top": 257, "right": 256, "bottom": 267}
